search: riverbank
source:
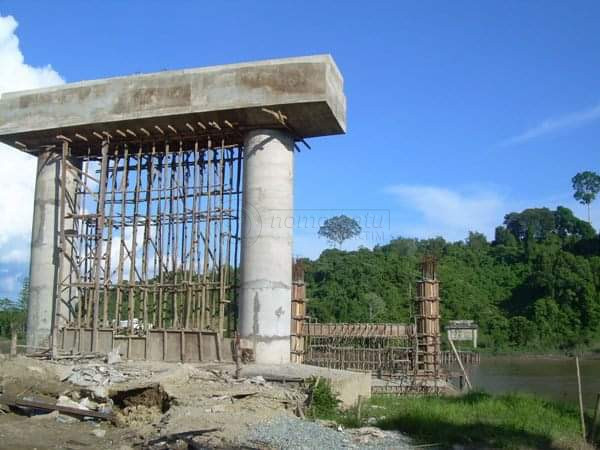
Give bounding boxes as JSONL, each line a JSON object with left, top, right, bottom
{"left": 327, "top": 391, "right": 593, "bottom": 449}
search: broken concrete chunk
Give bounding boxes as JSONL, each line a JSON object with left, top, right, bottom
{"left": 92, "top": 428, "right": 106, "bottom": 438}
{"left": 56, "top": 413, "right": 78, "bottom": 424}
{"left": 98, "top": 405, "right": 113, "bottom": 415}
{"left": 30, "top": 410, "right": 60, "bottom": 420}
{"left": 247, "top": 375, "right": 266, "bottom": 385}
{"left": 65, "top": 365, "right": 127, "bottom": 387}
{"left": 89, "top": 386, "right": 109, "bottom": 402}
{"left": 107, "top": 347, "right": 121, "bottom": 365}
{"left": 57, "top": 395, "right": 89, "bottom": 410}
{"left": 79, "top": 397, "right": 99, "bottom": 411}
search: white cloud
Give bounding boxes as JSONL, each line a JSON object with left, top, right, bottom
{"left": 0, "top": 14, "right": 64, "bottom": 277}
{"left": 502, "top": 103, "right": 600, "bottom": 146}
{"left": 0, "top": 15, "right": 63, "bottom": 94}
{"left": 0, "top": 247, "right": 29, "bottom": 263}
{"left": 386, "top": 184, "right": 506, "bottom": 241}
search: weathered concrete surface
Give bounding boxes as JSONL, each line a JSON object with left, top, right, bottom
{"left": 27, "top": 151, "right": 77, "bottom": 349}
{"left": 240, "top": 364, "right": 372, "bottom": 408}
{"left": 0, "top": 55, "right": 346, "bottom": 151}
{"left": 239, "top": 129, "right": 293, "bottom": 364}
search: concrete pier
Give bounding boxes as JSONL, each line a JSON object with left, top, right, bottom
{"left": 27, "top": 152, "right": 59, "bottom": 349}
{"left": 239, "top": 129, "right": 294, "bottom": 364}
{"left": 0, "top": 55, "right": 346, "bottom": 360}
{"left": 27, "top": 151, "right": 78, "bottom": 350}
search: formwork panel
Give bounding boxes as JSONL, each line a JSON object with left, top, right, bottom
{"left": 165, "top": 332, "right": 181, "bottom": 362}
{"left": 58, "top": 328, "right": 228, "bottom": 362}
{"left": 184, "top": 332, "right": 200, "bottom": 362}
{"left": 147, "top": 331, "right": 165, "bottom": 361}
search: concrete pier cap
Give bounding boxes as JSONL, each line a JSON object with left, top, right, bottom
{"left": 0, "top": 54, "right": 346, "bottom": 361}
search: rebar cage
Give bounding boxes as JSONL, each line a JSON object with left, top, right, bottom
{"left": 302, "top": 323, "right": 415, "bottom": 373}
{"left": 55, "top": 136, "right": 242, "bottom": 351}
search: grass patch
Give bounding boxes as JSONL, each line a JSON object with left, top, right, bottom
{"left": 331, "top": 391, "right": 591, "bottom": 449}
{"left": 372, "top": 392, "right": 587, "bottom": 449}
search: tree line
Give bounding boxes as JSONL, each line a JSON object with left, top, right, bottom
{"left": 304, "top": 204, "right": 600, "bottom": 353}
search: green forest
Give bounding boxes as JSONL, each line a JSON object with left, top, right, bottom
{"left": 304, "top": 205, "right": 600, "bottom": 353}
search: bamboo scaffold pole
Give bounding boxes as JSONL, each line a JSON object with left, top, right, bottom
{"left": 115, "top": 146, "right": 129, "bottom": 329}
{"left": 52, "top": 133, "right": 243, "bottom": 359}
{"left": 91, "top": 140, "right": 109, "bottom": 351}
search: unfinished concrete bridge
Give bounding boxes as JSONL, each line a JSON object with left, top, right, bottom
{"left": 0, "top": 55, "right": 346, "bottom": 365}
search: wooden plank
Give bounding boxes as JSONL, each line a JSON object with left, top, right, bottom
{"left": 0, "top": 395, "right": 112, "bottom": 421}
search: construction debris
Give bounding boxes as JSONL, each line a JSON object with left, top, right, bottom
{"left": 107, "top": 347, "right": 122, "bottom": 365}
{"left": 64, "top": 365, "right": 126, "bottom": 386}
{"left": 0, "top": 394, "right": 113, "bottom": 421}
{"left": 0, "top": 355, "right": 406, "bottom": 449}
{"left": 0, "top": 357, "right": 306, "bottom": 446}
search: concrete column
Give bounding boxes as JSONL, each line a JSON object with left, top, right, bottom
{"left": 27, "top": 150, "right": 76, "bottom": 350}
{"left": 239, "top": 129, "right": 294, "bottom": 364}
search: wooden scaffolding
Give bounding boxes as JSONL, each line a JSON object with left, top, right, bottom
{"left": 52, "top": 130, "right": 243, "bottom": 360}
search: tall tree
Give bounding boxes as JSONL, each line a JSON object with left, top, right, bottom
{"left": 466, "top": 231, "right": 488, "bottom": 251}
{"left": 504, "top": 208, "right": 555, "bottom": 241}
{"left": 572, "top": 171, "right": 600, "bottom": 224}
{"left": 318, "top": 215, "right": 361, "bottom": 248}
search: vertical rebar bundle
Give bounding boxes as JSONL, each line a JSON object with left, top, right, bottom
{"left": 290, "top": 260, "right": 306, "bottom": 363}
{"left": 415, "top": 256, "right": 441, "bottom": 378}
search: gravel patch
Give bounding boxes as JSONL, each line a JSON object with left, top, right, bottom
{"left": 245, "top": 415, "right": 412, "bottom": 449}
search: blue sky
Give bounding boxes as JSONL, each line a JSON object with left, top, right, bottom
{"left": 0, "top": 1, "right": 599, "bottom": 298}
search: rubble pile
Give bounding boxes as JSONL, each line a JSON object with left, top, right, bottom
{"left": 0, "top": 357, "right": 409, "bottom": 449}
{"left": 62, "top": 363, "right": 151, "bottom": 387}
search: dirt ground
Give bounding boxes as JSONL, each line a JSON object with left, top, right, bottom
{"left": 0, "top": 354, "right": 306, "bottom": 449}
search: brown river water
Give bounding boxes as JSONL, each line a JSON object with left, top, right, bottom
{"left": 467, "top": 355, "right": 600, "bottom": 411}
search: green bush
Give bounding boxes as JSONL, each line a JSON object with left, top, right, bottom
{"left": 306, "top": 377, "right": 340, "bottom": 419}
